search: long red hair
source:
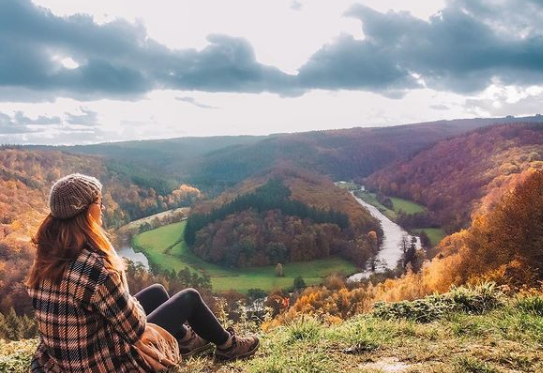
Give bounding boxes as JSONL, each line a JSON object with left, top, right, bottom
{"left": 26, "top": 209, "right": 124, "bottom": 288}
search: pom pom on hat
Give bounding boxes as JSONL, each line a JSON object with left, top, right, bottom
{"left": 49, "top": 173, "right": 102, "bottom": 219}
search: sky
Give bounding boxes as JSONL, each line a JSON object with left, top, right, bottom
{"left": 1, "top": 0, "right": 543, "bottom": 145}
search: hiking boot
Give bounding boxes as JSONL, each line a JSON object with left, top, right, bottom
{"left": 215, "top": 327, "right": 259, "bottom": 362}
{"left": 178, "top": 325, "right": 212, "bottom": 358}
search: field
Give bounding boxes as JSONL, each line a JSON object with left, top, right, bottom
{"left": 356, "top": 191, "right": 429, "bottom": 220}
{"left": 390, "top": 197, "right": 425, "bottom": 214}
{"left": 132, "top": 222, "right": 357, "bottom": 293}
{"left": 414, "top": 228, "right": 447, "bottom": 246}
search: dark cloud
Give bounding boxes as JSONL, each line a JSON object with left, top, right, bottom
{"left": 298, "top": 0, "right": 543, "bottom": 94}
{"left": 297, "top": 34, "right": 420, "bottom": 96}
{"left": 176, "top": 96, "right": 218, "bottom": 109}
{"left": 0, "top": 0, "right": 296, "bottom": 101}
{"left": 65, "top": 108, "right": 99, "bottom": 126}
{"left": 0, "top": 0, "right": 542, "bottom": 101}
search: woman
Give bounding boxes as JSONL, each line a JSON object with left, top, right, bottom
{"left": 26, "top": 173, "right": 259, "bottom": 372}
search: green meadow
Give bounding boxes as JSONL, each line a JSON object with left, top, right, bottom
{"left": 390, "top": 196, "right": 425, "bottom": 214}
{"left": 414, "top": 227, "right": 447, "bottom": 246}
{"left": 132, "top": 221, "right": 357, "bottom": 293}
{"left": 356, "top": 191, "right": 426, "bottom": 217}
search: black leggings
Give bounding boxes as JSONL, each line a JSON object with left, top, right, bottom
{"left": 133, "top": 284, "right": 229, "bottom": 345}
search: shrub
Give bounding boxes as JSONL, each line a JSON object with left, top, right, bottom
{"left": 286, "top": 317, "right": 322, "bottom": 344}
{"left": 516, "top": 295, "right": 543, "bottom": 316}
{"left": 373, "top": 295, "right": 453, "bottom": 323}
{"left": 449, "top": 282, "right": 504, "bottom": 314}
{"left": 373, "top": 283, "right": 503, "bottom": 322}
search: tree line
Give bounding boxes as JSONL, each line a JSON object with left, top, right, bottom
{"left": 184, "top": 178, "right": 350, "bottom": 247}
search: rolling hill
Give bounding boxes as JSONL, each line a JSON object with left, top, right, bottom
{"left": 365, "top": 122, "right": 543, "bottom": 232}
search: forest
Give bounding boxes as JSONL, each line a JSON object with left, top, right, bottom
{"left": 366, "top": 123, "right": 543, "bottom": 232}
{"left": 186, "top": 175, "right": 381, "bottom": 268}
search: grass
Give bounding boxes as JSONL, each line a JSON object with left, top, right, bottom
{"left": 6, "top": 292, "right": 543, "bottom": 373}
{"left": 355, "top": 191, "right": 427, "bottom": 218}
{"left": 389, "top": 197, "right": 426, "bottom": 214}
{"left": 132, "top": 222, "right": 357, "bottom": 293}
{"left": 413, "top": 228, "right": 447, "bottom": 246}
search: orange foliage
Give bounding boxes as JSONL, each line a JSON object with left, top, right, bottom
{"left": 281, "top": 170, "right": 543, "bottom": 325}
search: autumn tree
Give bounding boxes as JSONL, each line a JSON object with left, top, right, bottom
{"left": 465, "top": 170, "right": 543, "bottom": 284}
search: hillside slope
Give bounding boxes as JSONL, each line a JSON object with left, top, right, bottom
{"left": 3, "top": 286, "right": 542, "bottom": 373}
{"left": 366, "top": 123, "right": 543, "bottom": 232}
{"left": 41, "top": 116, "right": 543, "bottom": 193}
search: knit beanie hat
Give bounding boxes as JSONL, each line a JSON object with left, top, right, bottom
{"left": 49, "top": 173, "right": 102, "bottom": 219}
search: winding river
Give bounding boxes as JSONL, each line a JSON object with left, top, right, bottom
{"left": 117, "top": 244, "right": 150, "bottom": 269}
{"left": 347, "top": 191, "right": 421, "bottom": 282}
{"left": 114, "top": 192, "right": 420, "bottom": 280}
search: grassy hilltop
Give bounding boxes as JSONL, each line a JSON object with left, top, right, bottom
{"left": 3, "top": 285, "right": 542, "bottom": 373}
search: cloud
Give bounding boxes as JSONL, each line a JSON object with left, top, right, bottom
{"left": 0, "top": 112, "right": 36, "bottom": 134}
{"left": 290, "top": 1, "right": 303, "bottom": 11}
{"left": 176, "top": 96, "right": 218, "bottom": 109}
{"left": 0, "top": 0, "right": 296, "bottom": 101}
{"left": 430, "top": 104, "right": 450, "bottom": 111}
{"left": 0, "top": 110, "right": 61, "bottom": 134}
{"left": 13, "top": 111, "right": 61, "bottom": 125}
{"left": 65, "top": 108, "right": 99, "bottom": 126}
{"left": 0, "top": 0, "right": 543, "bottom": 101}
{"left": 0, "top": 108, "right": 100, "bottom": 142}
{"left": 297, "top": 34, "right": 420, "bottom": 96}
{"left": 298, "top": 0, "right": 543, "bottom": 95}
{"left": 465, "top": 87, "right": 543, "bottom": 117}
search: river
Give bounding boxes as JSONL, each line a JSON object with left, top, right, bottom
{"left": 117, "top": 245, "right": 150, "bottom": 269}
{"left": 347, "top": 191, "right": 421, "bottom": 282}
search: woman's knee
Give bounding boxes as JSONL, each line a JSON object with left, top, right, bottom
{"left": 148, "top": 283, "right": 168, "bottom": 295}
{"left": 135, "top": 283, "right": 169, "bottom": 301}
{"left": 176, "top": 288, "right": 202, "bottom": 304}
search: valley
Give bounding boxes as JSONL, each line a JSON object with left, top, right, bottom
{"left": 1, "top": 118, "right": 542, "bottom": 373}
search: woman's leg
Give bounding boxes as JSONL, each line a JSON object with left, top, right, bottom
{"left": 133, "top": 284, "right": 170, "bottom": 315}
{"left": 146, "top": 288, "right": 230, "bottom": 345}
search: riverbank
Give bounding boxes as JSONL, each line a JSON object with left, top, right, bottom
{"left": 116, "top": 207, "right": 190, "bottom": 239}
{"left": 354, "top": 189, "right": 446, "bottom": 246}
{"left": 347, "top": 193, "right": 421, "bottom": 282}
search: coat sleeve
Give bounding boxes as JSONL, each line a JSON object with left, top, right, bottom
{"left": 91, "top": 269, "right": 147, "bottom": 344}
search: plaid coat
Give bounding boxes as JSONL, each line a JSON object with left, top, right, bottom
{"left": 27, "top": 248, "right": 148, "bottom": 373}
